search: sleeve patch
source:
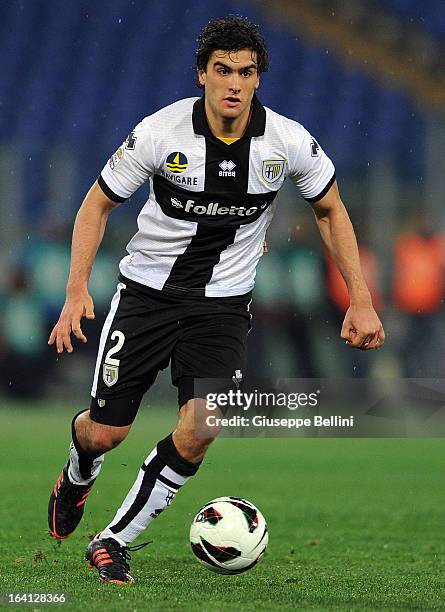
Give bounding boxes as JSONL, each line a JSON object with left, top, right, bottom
{"left": 310, "top": 138, "right": 320, "bottom": 157}
{"left": 287, "top": 125, "right": 335, "bottom": 201}
{"left": 125, "top": 131, "right": 137, "bottom": 150}
{"left": 108, "top": 146, "right": 125, "bottom": 170}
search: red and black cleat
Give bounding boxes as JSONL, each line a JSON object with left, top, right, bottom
{"left": 86, "top": 537, "right": 149, "bottom": 584}
{"left": 48, "top": 463, "right": 94, "bottom": 539}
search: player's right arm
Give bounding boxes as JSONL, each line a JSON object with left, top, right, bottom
{"left": 49, "top": 117, "right": 156, "bottom": 353}
{"left": 48, "top": 181, "right": 118, "bottom": 354}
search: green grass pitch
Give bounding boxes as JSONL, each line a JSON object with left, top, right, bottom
{"left": 1, "top": 404, "right": 444, "bottom": 611}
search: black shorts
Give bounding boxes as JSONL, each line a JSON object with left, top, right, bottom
{"left": 90, "top": 275, "right": 251, "bottom": 426}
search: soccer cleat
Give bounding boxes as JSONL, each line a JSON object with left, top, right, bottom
{"left": 85, "top": 537, "right": 149, "bottom": 584}
{"left": 48, "top": 463, "right": 95, "bottom": 539}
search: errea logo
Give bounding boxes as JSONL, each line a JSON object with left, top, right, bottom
{"left": 219, "top": 160, "right": 236, "bottom": 177}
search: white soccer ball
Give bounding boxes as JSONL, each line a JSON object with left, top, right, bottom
{"left": 190, "top": 496, "right": 268, "bottom": 574}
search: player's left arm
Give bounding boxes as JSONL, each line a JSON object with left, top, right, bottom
{"left": 311, "top": 180, "right": 385, "bottom": 350}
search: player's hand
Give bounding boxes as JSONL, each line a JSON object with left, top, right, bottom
{"left": 48, "top": 290, "right": 95, "bottom": 354}
{"left": 340, "top": 304, "right": 385, "bottom": 350}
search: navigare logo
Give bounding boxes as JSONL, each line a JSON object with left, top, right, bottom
{"left": 169, "top": 197, "right": 261, "bottom": 217}
{"left": 219, "top": 160, "right": 236, "bottom": 177}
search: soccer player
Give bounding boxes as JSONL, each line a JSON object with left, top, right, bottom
{"left": 48, "top": 16, "right": 385, "bottom": 583}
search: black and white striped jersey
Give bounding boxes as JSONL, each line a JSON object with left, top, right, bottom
{"left": 98, "top": 96, "right": 335, "bottom": 297}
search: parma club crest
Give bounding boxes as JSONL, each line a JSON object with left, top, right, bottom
{"left": 103, "top": 364, "right": 119, "bottom": 387}
{"left": 261, "top": 159, "right": 286, "bottom": 184}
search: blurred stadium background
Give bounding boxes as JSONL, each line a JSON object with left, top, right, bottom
{"left": 1, "top": 0, "right": 445, "bottom": 403}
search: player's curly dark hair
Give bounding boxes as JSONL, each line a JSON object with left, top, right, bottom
{"left": 195, "top": 16, "right": 269, "bottom": 88}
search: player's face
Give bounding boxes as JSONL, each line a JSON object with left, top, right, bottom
{"left": 198, "top": 49, "right": 260, "bottom": 121}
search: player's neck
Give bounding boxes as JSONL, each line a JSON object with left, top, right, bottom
{"left": 205, "top": 100, "right": 252, "bottom": 139}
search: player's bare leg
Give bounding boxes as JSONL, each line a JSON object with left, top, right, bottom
{"left": 48, "top": 410, "right": 131, "bottom": 539}
{"left": 173, "top": 398, "right": 219, "bottom": 462}
{"left": 87, "top": 398, "right": 217, "bottom": 583}
{"left": 74, "top": 410, "right": 131, "bottom": 454}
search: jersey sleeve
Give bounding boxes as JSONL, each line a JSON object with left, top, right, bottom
{"left": 287, "top": 126, "right": 336, "bottom": 203}
{"left": 98, "top": 118, "right": 156, "bottom": 203}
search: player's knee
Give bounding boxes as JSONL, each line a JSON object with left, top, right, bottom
{"left": 91, "top": 427, "right": 127, "bottom": 452}
{"left": 83, "top": 420, "right": 130, "bottom": 453}
{"left": 179, "top": 398, "right": 223, "bottom": 438}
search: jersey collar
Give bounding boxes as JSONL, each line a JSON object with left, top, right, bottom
{"left": 192, "top": 95, "right": 266, "bottom": 138}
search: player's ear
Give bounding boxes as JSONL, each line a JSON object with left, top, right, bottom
{"left": 198, "top": 69, "right": 206, "bottom": 87}
{"left": 255, "top": 75, "right": 260, "bottom": 90}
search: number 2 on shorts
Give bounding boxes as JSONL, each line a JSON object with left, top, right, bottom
{"left": 104, "top": 330, "right": 125, "bottom": 366}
